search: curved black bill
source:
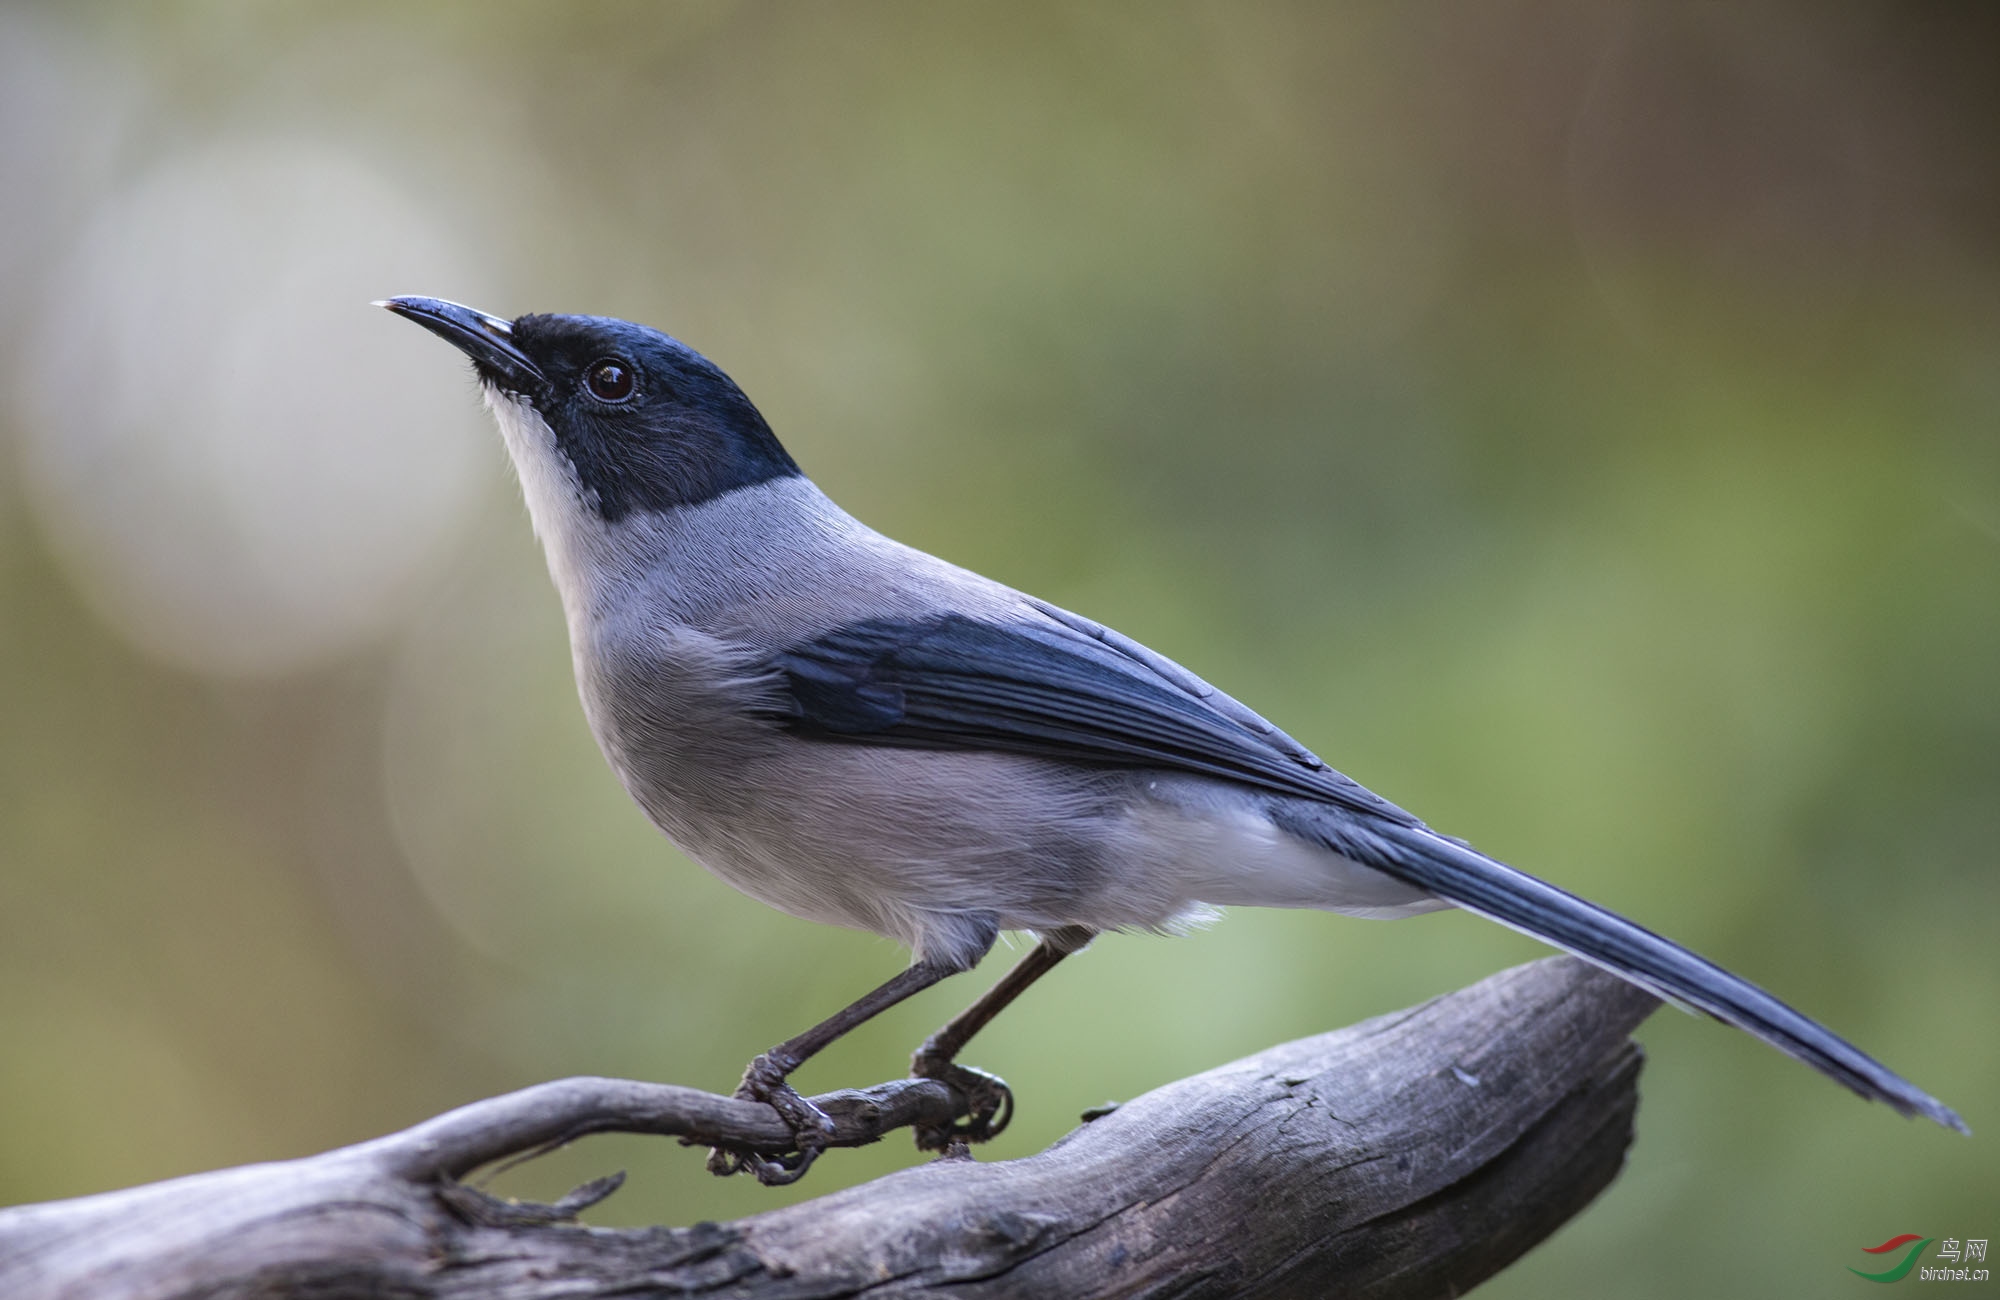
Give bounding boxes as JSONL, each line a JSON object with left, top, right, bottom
{"left": 376, "top": 296, "right": 545, "bottom": 392}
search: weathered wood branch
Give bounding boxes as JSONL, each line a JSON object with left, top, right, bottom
{"left": 0, "top": 957, "right": 1659, "bottom": 1299}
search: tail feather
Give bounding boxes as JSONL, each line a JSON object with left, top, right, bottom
{"left": 1312, "top": 813, "right": 1967, "bottom": 1134}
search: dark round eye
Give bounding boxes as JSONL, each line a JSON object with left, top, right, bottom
{"left": 584, "top": 358, "right": 636, "bottom": 403}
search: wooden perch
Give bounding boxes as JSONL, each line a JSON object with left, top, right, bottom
{"left": 0, "top": 956, "right": 1659, "bottom": 1299}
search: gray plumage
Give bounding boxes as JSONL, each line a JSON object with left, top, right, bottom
{"left": 382, "top": 297, "right": 1967, "bottom": 1143}
{"left": 516, "top": 430, "right": 1440, "bottom": 973}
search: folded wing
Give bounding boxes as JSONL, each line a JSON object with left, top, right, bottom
{"left": 766, "top": 605, "right": 1966, "bottom": 1133}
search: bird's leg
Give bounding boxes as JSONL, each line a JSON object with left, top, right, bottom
{"left": 708, "top": 959, "right": 958, "bottom": 1185}
{"left": 908, "top": 927, "right": 1092, "bottom": 1152}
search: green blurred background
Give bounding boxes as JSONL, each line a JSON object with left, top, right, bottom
{"left": 2, "top": 3, "right": 1995, "bottom": 1294}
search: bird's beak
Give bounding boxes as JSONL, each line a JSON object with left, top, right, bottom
{"left": 375, "top": 296, "right": 546, "bottom": 392}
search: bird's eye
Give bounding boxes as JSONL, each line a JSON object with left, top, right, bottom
{"left": 584, "top": 358, "right": 636, "bottom": 404}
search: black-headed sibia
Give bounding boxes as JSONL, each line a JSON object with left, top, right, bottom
{"left": 382, "top": 297, "right": 1965, "bottom": 1184}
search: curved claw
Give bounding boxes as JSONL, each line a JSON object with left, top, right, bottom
{"left": 707, "top": 1141, "right": 825, "bottom": 1186}
{"left": 706, "top": 1053, "right": 836, "bottom": 1185}
{"left": 909, "top": 1059, "right": 1015, "bottom": 1152}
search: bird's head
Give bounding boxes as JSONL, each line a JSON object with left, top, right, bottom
{"left": 379, "top": 297, "right": 799, "bottom": 524}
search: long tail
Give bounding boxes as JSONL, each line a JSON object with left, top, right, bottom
{"left": 1299, "top": 810, "right": 1968, "bottom": 1133}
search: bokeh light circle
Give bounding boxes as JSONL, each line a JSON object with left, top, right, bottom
{"left": 15, "top": 137, "right": 491, "bottom": 677}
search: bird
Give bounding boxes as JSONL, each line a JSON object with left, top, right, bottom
{"left": 379, "top": 296, "right": 1965, "bottom": 1184}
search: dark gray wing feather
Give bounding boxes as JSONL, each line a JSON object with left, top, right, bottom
{"left": 773, "top": 609, "right": 1418, "bottom": 824}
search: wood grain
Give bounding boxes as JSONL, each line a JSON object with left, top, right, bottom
{"left": 0, "top": 956, "right": 1658, "bottom": 1299}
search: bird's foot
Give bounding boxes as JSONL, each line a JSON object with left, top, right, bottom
{"left": 908, "top": 1053, "right": 1014, "bottom": 1152}
{"left": 705, "top": 1051, "right": 836, "bottom": 1186}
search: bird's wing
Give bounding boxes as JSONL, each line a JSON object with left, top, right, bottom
{"left": 765, "top": 602, "right": 1968, "bottom": 1135}
{"left": 769, "top": 603, "right": 1421, "bottom": 826}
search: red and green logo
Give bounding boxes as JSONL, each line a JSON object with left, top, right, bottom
{"left": 1850, "top": 1234, "right": 1933, "bottom": 1283}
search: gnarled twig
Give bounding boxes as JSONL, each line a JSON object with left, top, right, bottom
{"left": 0, "top": 956, "right": 1659, "bottom": 1299}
